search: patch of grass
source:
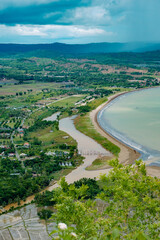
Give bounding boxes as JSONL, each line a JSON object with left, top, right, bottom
{"left": 0, "top": 139, "right": 11, "bottom": 144}
{"left": 49, "top": 95, "right": 86, "bottom": 108}
{"left": 88, "top": 97, "right": 108, "bottom": 110}
{"left": 28, "top": 127, "right": 77, "bottom": 148}
{"left": 53, "top": 169, "right": 73, "bottom": 181}
{"left": 14, "top": 135, "right": 24, "bottom": 145}
{"left": 74, "top": 112, "right": 120, "bottom": 157}
{"left": 6, "top": 120, "right": 15, "bottom": 128}
{"left": 86, "top": 156, "right": 114, "bottom": 171}
{"left": 0, "top": 82, "right": 61, "bottom": 96}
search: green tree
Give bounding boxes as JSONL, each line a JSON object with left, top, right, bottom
{"left": 50, "top": 160, "right": 160, "bottom": 240}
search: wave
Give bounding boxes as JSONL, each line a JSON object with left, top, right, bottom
{"left": 98, "top": 97, "right": 160, "bottom": 166}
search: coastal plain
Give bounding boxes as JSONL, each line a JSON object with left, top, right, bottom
{"left": 0, "top": 53, "right": 160, "bottom": 239}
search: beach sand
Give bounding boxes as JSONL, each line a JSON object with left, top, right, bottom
{"left": 90, "top": 92, "right": 160, "bottom": 178}
{"left": 2, "top": 91, "right": 160, "bottom": 212}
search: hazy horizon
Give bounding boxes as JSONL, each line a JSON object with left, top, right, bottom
{"left": 1, "top": 41, "right": 160, "bottom": 45}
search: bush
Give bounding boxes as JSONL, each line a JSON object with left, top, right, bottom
{"left": 73, "top": 178, "right": 101, "bottom": 199}
{"left": 35, "top": 191, "right": 55, "bottom": 206}
{"left": 38, "top": 209, "right": 53, "bottom": 220}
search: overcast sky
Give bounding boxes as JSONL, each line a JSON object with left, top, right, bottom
{"left": 0, "top": 0, "right": 159, "bottom": 44}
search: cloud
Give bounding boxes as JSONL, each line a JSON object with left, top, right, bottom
{"left": 0, "top": 0, "right": 87, "bottom": 25}
{"left": 0, "top": 0, "right": 129, "bottom": 26}
{"left": 60, "top": 6, "right": 112, "bottom": 26}
{"left": 0, "top": 0, "right": 58, "bottom": 10}
{"left": 0, "top": 0, "right": 118, "bottom": 43}
{"left": 0, "top": 0, "right": 159, "bottom": 43}
{"left": 0, "top": 24, "right": 112, "bottom": 39}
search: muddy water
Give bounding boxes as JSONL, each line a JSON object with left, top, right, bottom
{"left": 44, "top": 112, "right": 60, "bottom": 121}
{"left": 59, "top": 116, "right": 109, "bottom": 156}
{"left": 2, "top": 116, "right": 111, "bottom": 212}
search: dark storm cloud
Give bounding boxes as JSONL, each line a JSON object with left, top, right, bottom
{"left": 0, "top": 0, "right": 159, "bottom": 44}
{"left": 0, "top": 0, "right": 91, "bottom": 25}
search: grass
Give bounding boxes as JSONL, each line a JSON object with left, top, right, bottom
{"left": 52, "top": 169, "right": 73, "bottom": 181}
{"left": 0, "top": 139, "right": 11, "bottom": 145}
{"left": 0, "top": 82, "right": 61, "bottom": 96}
{"left": 29, "top": 127, "right": 77, "bottom": 148}
{"left": 49, "top": 95, "right": 86, "bottom": 108}
{"left": 14, "top": 135, "right": 24, "bottom": 145}
{"left": 6, "top": 120, "right": 15, "bottom": 128}
{"left": 74, "top": 98, "right": 120, "bottom": 157}
{"left": 86, "top": 156, "right": 114, "bottom": 171}
{"left": 24, "top": 109, "right": 46, "bottom": 127}
{"left": 88, "top": 97, "right": 108, "bottom": 110}
{"left": 24, "top": 108, "right": 56, "bottom": 127}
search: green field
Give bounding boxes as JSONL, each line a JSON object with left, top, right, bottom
{"left": 49, "top": 95, "right": 86, "bottom": 108}
{"left": 29, "top": 126, "right": 77, "bottom": 149}
{"left": 0, "top": 82, "right": 61, "bottom": 96}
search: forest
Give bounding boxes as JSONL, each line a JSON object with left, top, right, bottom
{"left": 34, "top": 160, "right": 160, "bottom": 240}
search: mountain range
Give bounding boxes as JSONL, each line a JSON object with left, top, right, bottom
{"left": 1, "top": 42, "right": 160, "bottom": 56}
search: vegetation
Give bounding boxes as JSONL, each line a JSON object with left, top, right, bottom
{"left": 86, "top": 156, "right": 113, "bottom": 171}
{"left": 75, "top": 112, "right": 120, "bottom": 156}
{"left": 38, "top": 209, "right": 53, "bottom": 220}
{"left": 35, "top": 190, "right": 55, "bottom": 206}
{"left": 0, "top": 51, "right": 160, "bottom": 239}
{"left": 0, "top": 158, "right": 50, "bottom": 206}
{"left": 49, "top": 160, "right": 160, "bottom": 240}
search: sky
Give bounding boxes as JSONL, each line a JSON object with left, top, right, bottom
{"left": 0, "top": 0, "right": 159, "bottom": 44}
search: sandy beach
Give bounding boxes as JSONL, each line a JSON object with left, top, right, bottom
{"left": 90, "top": 92, "right": 160, "bottom": 178}
{"left": 2, "top": 91, "right": 160, "bottom": 213}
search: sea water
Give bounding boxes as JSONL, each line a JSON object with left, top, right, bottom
{"left": 98, "top": 87, "right": 160, "bottom": 166}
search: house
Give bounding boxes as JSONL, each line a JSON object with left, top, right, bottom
{"left": 8, "top": 153, "right": 15, "bottom": 157}
{"left": 18, "top": 133, "right": 24, "bottom": 137}
{"left": 10, "top": 173, "right": 20, "bottom": 176}
{"left": 24, "top": 142, "right": 30, "bottom": 148}
{"left": 46, "top": 151, "right": 56, "bottom": 156}
{"left": 0, "top": 152, "right": 5, "bottom": 157}
{"left": 18, "top": 129, "right": 24, "bottom": 134}
{"left": 20, "top": 153, "right": 27, "bottom": 158}
{"left": 0, "top": 145, "right": 5, "bottom": 149}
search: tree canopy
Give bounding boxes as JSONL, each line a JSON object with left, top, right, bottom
{"left": 50, "top": 160, "right": 160, "bottom": 240}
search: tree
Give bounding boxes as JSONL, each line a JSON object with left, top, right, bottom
{"left": 50, "top": 160, "right": 160, "bottom": 240}
{"left": 38, "top": 209, "right": 53, "bottom": 220}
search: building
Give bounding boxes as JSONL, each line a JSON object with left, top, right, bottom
{"left": 24, "top": 142, "right": 30, "bottom": 148}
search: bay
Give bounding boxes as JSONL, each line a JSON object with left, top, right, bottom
{"left": 98, "top": 88, "right": 160, "bottom": 166}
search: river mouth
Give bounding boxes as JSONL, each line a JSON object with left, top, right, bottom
{"left": 98, "top": 89, "right": 160, "bottom": 167}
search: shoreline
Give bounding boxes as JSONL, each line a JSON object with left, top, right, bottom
{"left": 90, "top": 91, "right": 160, "bottom": 177}
{"left": 90, "top": 91, "right": 141, "bottom": 166}
{"left": 1, "top": 89, "right": 160, "bottom": 213}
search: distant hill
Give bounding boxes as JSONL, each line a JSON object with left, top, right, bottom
{"left": 0, "top": 42, "right": 160, "bottom": 57}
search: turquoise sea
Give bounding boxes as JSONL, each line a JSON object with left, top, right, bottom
{"left": 98, "top": 88, "right": 160, "bottom": 166}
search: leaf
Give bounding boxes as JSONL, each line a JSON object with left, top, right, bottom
{"left": 49, "top": 229, "right": 57, "bottom": 235}
{"left": 134, "top": 232, "right": 151, "bottom": 240}
{"left": 112, "top": 228, "right": 120, "bottom": 239}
